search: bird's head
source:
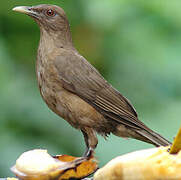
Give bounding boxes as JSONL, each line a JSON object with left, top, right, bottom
{"left": 13, "top": 4, "right": 69, "bottom": 32}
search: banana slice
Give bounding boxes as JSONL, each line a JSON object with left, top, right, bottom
{"left": 94, "top": 146, "right": 181, "bottom": 180}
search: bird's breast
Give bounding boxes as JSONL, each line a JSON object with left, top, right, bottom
{"left": 36, "top": 54, "right": 107, "bottom": 130}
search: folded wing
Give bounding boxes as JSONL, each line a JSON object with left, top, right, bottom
{"left": 54, "top": 50, "right": 149, "bottom": 130}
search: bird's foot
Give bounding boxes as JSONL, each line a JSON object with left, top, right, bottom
{"left": 70, "top": 147, "right": 95, "bottom": 172}
{"left": 83, "top": 147, "right": 94, "bottom": 159}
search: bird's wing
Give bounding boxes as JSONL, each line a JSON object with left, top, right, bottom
{"left": 54, "top": 50, "right": 147, "bottom": 130}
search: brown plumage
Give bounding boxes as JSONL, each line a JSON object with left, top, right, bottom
{"left": 13, "top": 4, "right": 171, "bottom": 156}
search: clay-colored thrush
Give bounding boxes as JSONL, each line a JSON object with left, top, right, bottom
{"left": 13, "top": 4, "right": 171, "bottom": 157}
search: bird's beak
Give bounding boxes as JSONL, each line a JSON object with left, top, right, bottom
{"left": 12, "top": 6, "right": 38, "bottom": 18}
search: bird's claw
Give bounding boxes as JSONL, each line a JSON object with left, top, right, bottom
{"left": 83, "top": 147, "right": 94, "bottom": 159}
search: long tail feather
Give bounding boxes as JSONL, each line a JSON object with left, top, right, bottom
{"left": 136, "top": 129, "right": 171, "bottom": 147}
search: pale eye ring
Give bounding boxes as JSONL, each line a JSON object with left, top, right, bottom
{"left": 46, "top": 9, "right": 55, "bottom": 17}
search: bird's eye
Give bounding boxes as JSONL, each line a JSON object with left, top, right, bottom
{"left": 46, "top": 9, "right": 55, "bottom": 17}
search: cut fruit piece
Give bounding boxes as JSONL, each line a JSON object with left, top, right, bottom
{"left": 11, "top": 149, "right": 98, "bottom": 180}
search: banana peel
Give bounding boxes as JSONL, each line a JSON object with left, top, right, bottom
{"left": 11, "top": 149, "right": 97, "bottom": 180}
{"left": 169, "top": 127, "right": 181, "bottom": 154}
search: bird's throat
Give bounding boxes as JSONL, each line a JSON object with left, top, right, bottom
{"left": 39, "top": 25, "right": 73, "bottom": 51}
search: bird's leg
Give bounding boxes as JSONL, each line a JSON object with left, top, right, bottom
{"left": 81, "top": 130, "right": 94, "bottom": 158}
{"left": 81, "top": 128, "right": 98, "bottom": 158}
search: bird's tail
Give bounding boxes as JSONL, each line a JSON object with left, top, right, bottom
{"left": 135, "top": 128, "right": 171, "bottom": 147}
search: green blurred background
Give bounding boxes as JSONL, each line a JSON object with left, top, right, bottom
{"left": 0, "top": 0, "right": 181, "bottom": 176}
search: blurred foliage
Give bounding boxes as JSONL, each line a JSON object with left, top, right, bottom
{"left": 0, "top": 0, "right": 181, "bottom": 177}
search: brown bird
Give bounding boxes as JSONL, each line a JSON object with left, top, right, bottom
{"left": 13, "top": 4, "right": 171, "bottom": 157}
